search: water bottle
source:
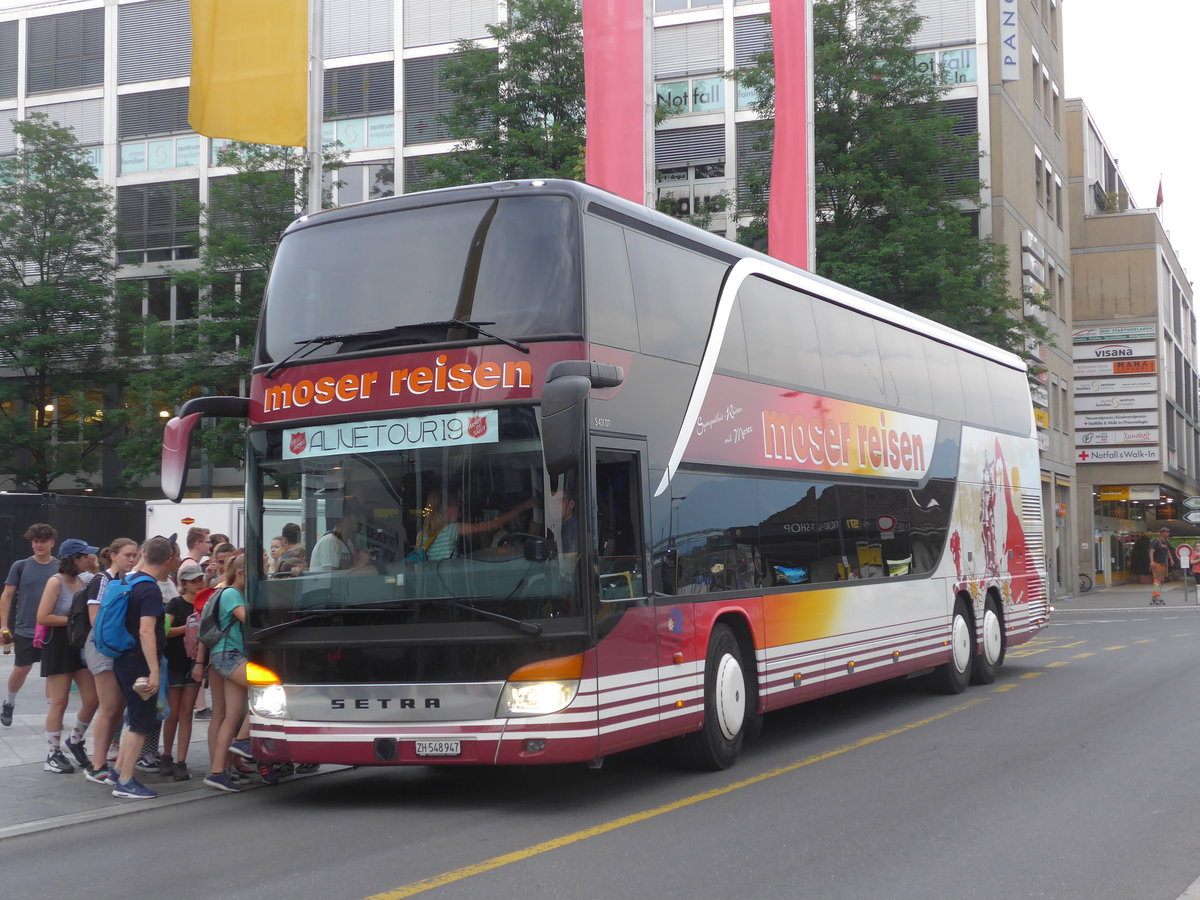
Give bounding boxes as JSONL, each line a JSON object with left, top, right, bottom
{"left": 1, "top": 630, "right": 11, "bottom": 655}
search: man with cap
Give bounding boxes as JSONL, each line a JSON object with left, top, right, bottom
{"left": 0, "top": 524, "right": 59, "bottom": 726}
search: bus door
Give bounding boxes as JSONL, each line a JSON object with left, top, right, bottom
{"left": 590, "top": 441, "right": 673, "bottom": 753}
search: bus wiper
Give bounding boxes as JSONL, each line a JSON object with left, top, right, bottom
{"left": 263, "top": 334, "right": 348, "bottom": 379}
{"left": 445, "top": 600, "right": 542, "bottom": 636}
{"left": 415, "top": 319, "right": 530, "bottom": 354}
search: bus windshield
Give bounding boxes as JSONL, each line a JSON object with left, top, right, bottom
{"left": 248, "top": 405, "right": 583, "bottom": 632}
{"left": 260, "top": 195, "right": 582, "bottom": 364}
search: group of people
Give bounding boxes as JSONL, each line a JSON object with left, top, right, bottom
{"left": 0, "top": 523, "right": 300, "bottom": 800}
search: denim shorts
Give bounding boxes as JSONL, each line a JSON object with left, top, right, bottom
{"left": 210, "top": 648, "right": 245, "bottom": 679}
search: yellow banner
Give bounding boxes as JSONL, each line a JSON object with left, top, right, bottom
{"left": 189, "top": 0, "right": 307, "bottom": 147}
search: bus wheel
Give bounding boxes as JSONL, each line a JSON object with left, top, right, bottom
{"left": 929, "top": 598, "right": 972, "bottom": 695}
{"left": 971, "top": 595, "right": 1004, "bottom": 685}
{"left": 679, "top": 624, "right": 746, "bottom": 770}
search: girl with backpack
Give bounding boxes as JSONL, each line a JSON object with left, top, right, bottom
{"left": 195, "top": 552, "right": 251, "bottom": 792}
{"left": 35, "top": 538, "right": 101, "bottom": 774}
{"left": 159, "top": 562, "right": 206, "bottom": 781}
{"left": 82, "top": 538, "right": 138, "bottom": 783}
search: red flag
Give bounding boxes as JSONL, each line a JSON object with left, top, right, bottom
{"left": 1156, "top": 178, "right": 1164, "bottom": 208}
{"left": 584, "top": 0, "right": 646, "bottom": 204}
{"left": 768, "top": 0, "right": 813, "bottom": 270}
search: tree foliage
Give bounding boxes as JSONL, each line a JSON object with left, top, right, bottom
{"left": 115, "top": 142, "right": 342, "bottom": 487}
{"left": 424, "top": 0, "right": 586, "bottom": 187}
{"left": 733, "top": 0, "right": 1051, "bottom": 363}
{"left": 0, "top": 114, "right": 118, "bottom": 491}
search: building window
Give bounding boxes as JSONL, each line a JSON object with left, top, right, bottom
{"left": 27, "top": 8, "right": 105, "bottom": 93}
{"left": 0, "top": 21, "right": 17, "bottom": 99}
{"left": 325, "top": 62, "right": 394, "bottom": 120}
{"left": 1035, "top": 154, "right": 1044, "bottom": 205}
{"left": 117, "top": 180, "right": 200, "bottom": 265}
{"left": 404, "top": 56, "right": 462, "bottom": 144}
{"left": 330, "top": 162, "right": 395, "bottom": 206}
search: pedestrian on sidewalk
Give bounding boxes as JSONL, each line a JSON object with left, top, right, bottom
{"left": 160, "top": 561, "right": 205, "bottom": 781}
{"left": 198, "top": 552, "right": 251, "bottom": 793}
{"left": 83, "top": 538, "right": 139, "bottom": 783}
{"left": 1151, "top": 527, "right": 1177, "bottom": 605}
{"left": 110, "top": 536, "right": 172, "bottom": 800}
{"left": 0, "top": 524, "right": 59, "bottom": 727}
{"left": 35, "top": 539, "right": 100, "bottom": 774}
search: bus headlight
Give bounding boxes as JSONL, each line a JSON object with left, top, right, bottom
{"left": 249, "top": 684, "right": 289, "bottom": 719}
{"left": 498, "top": 680, "right": 579, "bottom": 717}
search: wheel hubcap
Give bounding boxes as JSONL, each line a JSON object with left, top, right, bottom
{"left": 714, "top": 653, "right": 746, "bottom": 741}
{"left": 982, "top": 607, "right": 1002, "bottom": 665}
{"left": 951, "top": 614, "right": 971, "bottom": 673}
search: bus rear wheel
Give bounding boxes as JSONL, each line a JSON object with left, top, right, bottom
{"left": 970, "top": 595, "right": 1004, "bottom": 685}
{"left": 929, "top": 598, "right": 972, "bottom": 695}
{"left": 679, "top": 623, "right": 747, "bottom": 770}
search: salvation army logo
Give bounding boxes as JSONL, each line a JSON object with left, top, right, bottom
{"left": 290, "top": 432, "right": 307, "bottom": 455}
{"left": 468, "top": 416, "right": 488, "bottom": 439}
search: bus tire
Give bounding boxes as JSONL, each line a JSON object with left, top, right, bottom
{"left": 970, "top": 595, "right": 1004, "bottom": 685}
{"left": 679, "top": 624, "right": 746, "bottom": 770}
{"left": 929, "top": 598, "right": 972, "bottom": 695}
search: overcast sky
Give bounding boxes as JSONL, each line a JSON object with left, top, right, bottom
{"left": 1063, "top": 1, "right": 1198, "bottom": 285}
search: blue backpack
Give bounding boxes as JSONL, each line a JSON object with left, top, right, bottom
{"left": 93, "top": 573, "right": 158, "bottom": 658}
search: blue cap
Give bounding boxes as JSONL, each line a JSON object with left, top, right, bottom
{"left": 59, "top": 538, "right": 99, "bottom": 558}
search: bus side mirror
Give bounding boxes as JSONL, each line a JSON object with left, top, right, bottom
{"left": 540, "top": 361, "right": 624, "bottom": 479}
{"left": 160, "top": 396, "right": 250, "bottom": 502}
{"left": 541, "top": 375, "right": 590, "bottom": 479}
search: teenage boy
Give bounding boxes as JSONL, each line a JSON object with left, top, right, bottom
{"left": 180, "top": 527, "right": 212, "bottom": 569}
{"left": 0, "top": 524, "right": 59, "bottom": 726}
{"left": 110, "top": 536, "right": 171, "bottom": 800}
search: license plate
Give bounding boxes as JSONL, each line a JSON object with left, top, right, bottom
{"left": 414, "top": 740, "right": 461, "bottom": 757}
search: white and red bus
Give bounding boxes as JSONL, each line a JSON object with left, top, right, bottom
{"left": 162, "top": 179, "right": 1048, "bottom": 770}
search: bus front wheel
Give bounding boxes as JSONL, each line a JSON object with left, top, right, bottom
{"left": 929, "top": 598, "right": 972, "bottom": 695}
{"left": 679, "top": 623, "right": 747, "bottom": 770}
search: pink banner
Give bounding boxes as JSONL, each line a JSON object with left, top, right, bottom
{"left": 584, "top": 0, "right": 645, "bottom": 203}
{"left": 769, "top": 0, "right": 812, "bottom": 269}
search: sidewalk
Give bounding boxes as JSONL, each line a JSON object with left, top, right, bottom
{"left": 0, "top": 650, "right": 325, "bottom": 840}
{"left": 1052, "top": 577, "right": 1200, "bottom": 611}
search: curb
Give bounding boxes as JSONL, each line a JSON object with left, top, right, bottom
{"left": 0, "top": 766, "right": 343, "bottom": 842}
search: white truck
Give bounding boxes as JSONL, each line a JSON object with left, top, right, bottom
{"left": 146, "top": 497, "right": 304, "bottom": 549}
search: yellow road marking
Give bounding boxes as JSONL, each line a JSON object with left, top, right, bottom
{"left": 1104, "top": 645, "right": 1127, "bottom": 651}
{"left": 1007, "top": 647, "right": 1053, "bottom": 658}
{"left": 1045, "top": 661, "right": 1069, "bottom": 668}
{"left": 1057, "top": 641, "right": 1088, "bottom": 648}
{"left": 1134, "top": 639, "right": 1155, "bottom": 644}
{"left": 1072, "top": 652, "right": 1095, "bottom": 659}
{"left": 1020, "top": 672, "right": 1043, "bottom": 679}
{"left": 992, "top": 683, "right": 1018, "bottom": 692}
{"left": 364, "top": 697, "right": 990, "bottom": 899}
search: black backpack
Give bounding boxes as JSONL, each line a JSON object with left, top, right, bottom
{"left": 67, "top": 574, "right": 106, "bottom": 650}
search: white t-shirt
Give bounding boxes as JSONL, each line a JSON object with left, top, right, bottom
{"left": 310, "top": 532, "right": 351, "bottom": 570}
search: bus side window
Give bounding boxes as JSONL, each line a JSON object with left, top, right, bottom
{"left": 596, "top": 450, "right": 645, "bottom": 600}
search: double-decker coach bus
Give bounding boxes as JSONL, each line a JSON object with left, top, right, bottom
{"left": 162, "top": 179, "right": 1048, "bottom": 771}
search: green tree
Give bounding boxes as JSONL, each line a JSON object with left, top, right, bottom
{"left": 115, "top": 142, "right": 342, "bottom": 488}
{"left": 423, "top": 0, "right": 586, "bottom": 187}
{"left": 733, "top": 0, "right": 1050, "bottom": 362}
{"left": 0, "top": 114, "right": 118, "bottom": 491}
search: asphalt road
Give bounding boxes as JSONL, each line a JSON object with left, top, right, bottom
{"left": 5, "top": 607, "right": 1200, "bottom": 900}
